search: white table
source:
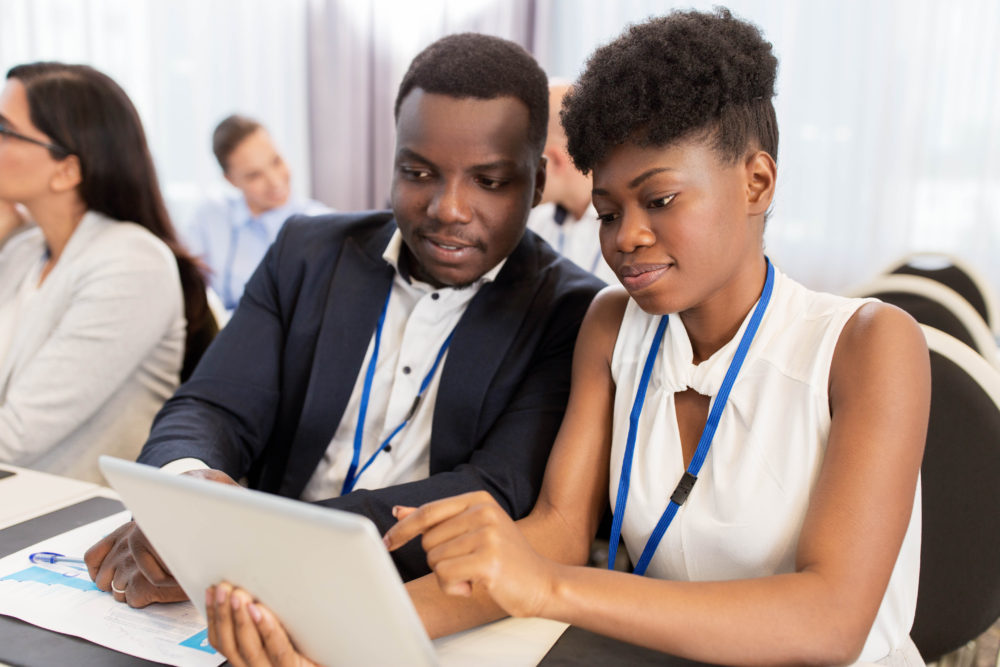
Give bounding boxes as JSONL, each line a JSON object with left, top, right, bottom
{"left": 0, "top": 463, "right": 567, "bottom": 666}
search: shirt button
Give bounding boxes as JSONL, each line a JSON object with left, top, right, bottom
{"left": 431, "top": 292, "right": 440, "bottom": 300}
{"left": 402, "top": 366, "right": 411, "bottom": 375}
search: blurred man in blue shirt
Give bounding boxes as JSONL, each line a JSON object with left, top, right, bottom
{"left": 184, "top": 115, "right": 330, "bottom": 311}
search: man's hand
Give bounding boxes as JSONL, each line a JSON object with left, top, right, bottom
{"left": 84, "top": 520, "right": 186, "bottom": 607}
{"left": 85, "top": 468, "right": 241, "bottom": 607}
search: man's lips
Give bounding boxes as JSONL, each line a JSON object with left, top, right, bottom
{"left": 618, "top": 263, "right": 673, "bottom": 291}
{"left": 419, "top": 234, "right": 483, "bottom": 264}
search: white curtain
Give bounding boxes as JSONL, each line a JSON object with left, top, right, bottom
{"left": 306, "top": 0, "right": 534, "bottom": 212}
{"left": 532, "top": 0, "right": 1000, "bottom": 294}
{"left": 0, "top": 0, "right": 314, "bottom": 229}
{"left": 4, "top": 0, "right": 998, "bottom": 296}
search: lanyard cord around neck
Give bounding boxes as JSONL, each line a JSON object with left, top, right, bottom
{"left": 607, "top": 260, "right": 775, "bottom": 575}
{"left": 341, "top": 286, "right": 456, "bottom": 495}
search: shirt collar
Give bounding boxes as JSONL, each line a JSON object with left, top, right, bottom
{"left": 381, "top": 229, "right": 507, "bottom": 288}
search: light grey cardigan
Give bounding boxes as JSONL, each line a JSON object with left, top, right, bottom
{"left": 0, "top": 211, "right": 185, "bottom": 482}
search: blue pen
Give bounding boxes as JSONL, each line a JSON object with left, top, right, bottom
{"left": 28, "top": 551, "right": 87, "bottom": 565}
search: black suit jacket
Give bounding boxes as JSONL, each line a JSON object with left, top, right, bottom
{"left": 139, "top": 211, "right": 604, "bottom": 579}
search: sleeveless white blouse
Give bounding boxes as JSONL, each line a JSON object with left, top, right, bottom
{"left": 609, "top": 267, "right": 922, "bottom": 663}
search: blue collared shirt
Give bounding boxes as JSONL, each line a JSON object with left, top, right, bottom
{"left": 182, "top": 191, "right": 330, "bottom": 310}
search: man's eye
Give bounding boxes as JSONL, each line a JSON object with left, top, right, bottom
{"left": 401, "top": 167, "right": 432, "bottom": 180}
{"left": 477, "top": 176, "right": 507, "bottom": 190}
{"left": 648, "top": 194, "right": 676, "bottom": 209}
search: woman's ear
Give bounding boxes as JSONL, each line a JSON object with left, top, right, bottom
{"left": 50, "top": 154, "right": 82, "bottom": 193}
{"left": 744, "top": 150, "right": 776, "bottom": 216}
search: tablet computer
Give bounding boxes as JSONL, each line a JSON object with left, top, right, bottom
{"left": 99, "top": 456, "right": 437, "bottom": 666}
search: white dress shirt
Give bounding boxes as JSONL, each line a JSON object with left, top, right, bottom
{"left": 169, "top": 229, "right": 505, "bottom": 502}
{"left": 182, "top": 190, "right": 330, "bottom": 310}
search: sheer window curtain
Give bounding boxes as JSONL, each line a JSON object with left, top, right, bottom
{"left": 305, "top": 0, "right": 534, "bottom": 212}
{"left": 0, "top": 0, "right": 314, "bottom": 231}
{"left": 311, "top": 0, "right": 1000, "bottom": 294}
{"left": 535, "top": 0, "right": 1000, "bottom": 293}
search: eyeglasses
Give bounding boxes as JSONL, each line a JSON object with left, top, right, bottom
{"left": 0, "top": 121, "right": 72, "bottom": 157}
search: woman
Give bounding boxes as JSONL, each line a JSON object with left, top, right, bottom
{"left": 0, "top": 63, "right": 214, "bottom": 482}
{"left": 208, "top": 10, "right": 928, "bottom": 665}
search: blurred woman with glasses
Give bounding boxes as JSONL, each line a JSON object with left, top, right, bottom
{"left": 0, "top": 62, "right": 215, "bottom": 482}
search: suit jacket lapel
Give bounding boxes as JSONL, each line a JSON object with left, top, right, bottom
{"left": 280, "top": 221, "right": 395, "bottom": 497}
{"left": 431, "top": 235, "right": 540, "bottom": 472}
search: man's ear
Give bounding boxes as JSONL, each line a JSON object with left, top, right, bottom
{"left": 532, "top": 155, "right": 548, "bottom": 207}
{"left": 223, "top": 172, "right": 237, "bottom": 189}
{"left": 744, "top": 150, "right": 776, "bottom": 216}
{"left": 50, "top": 154, "right": 82, "bottom": 193}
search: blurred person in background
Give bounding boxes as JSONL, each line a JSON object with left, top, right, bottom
{"left": 0, "top": 62, "right": 214, "bottom": 482}
{"left": 527, "top": 82, "right": 616, "bottom": 285}
{"left": 183, "top": 115, "right": 330, "bottom": 312}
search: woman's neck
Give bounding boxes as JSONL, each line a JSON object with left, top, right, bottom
{"left": 25, "top": 195, "right": 87, "bottom": 283}
{"left": 679, "top": 256, "right": 768, "bottom": 364}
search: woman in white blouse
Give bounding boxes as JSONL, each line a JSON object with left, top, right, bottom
{"left": 0, "top": 62, "right": 214, "bottom": 482}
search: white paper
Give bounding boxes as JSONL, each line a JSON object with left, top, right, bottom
{"left": 0, "top": 511, "right": 223, "bottom": 667}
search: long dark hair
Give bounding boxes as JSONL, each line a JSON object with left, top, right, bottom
{"left": 7, "top": 62, "right": 216, "bottom": 380}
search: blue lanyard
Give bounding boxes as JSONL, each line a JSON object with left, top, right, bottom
{"left": 340, "top": 287, "right": 456, "bottom": 495}
{"left": 608, "top": 260, "right": 775, "bottom": 575}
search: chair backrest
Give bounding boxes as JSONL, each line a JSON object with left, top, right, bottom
{"left": 884, "top": 253, "right": 1000, "bottom": 336}
{"left": 846, "top": 274, "right": 999, "bottom": 368}
{"left": 910, "top": 325, "right": 1000, "bottom": 661}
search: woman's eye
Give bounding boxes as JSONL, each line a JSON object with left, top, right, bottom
{"left": 596, "top": 212, "right": 619, "bottom": 224}
{"left": 648, "top": 194, "right": 676, "bottom": 209}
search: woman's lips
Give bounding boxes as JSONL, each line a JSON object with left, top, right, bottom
{"left": 619, "top": 263, "right": 672, "bottom": 291}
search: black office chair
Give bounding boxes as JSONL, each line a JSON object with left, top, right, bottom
{"left": 847, "top": 274, "right": 999, "bottom": 368}
{"left": 910, "top": 326, "right": 1000, "bottom": 662}
{"left": 885, "top": 253, "right": 1000, "bottom": 336}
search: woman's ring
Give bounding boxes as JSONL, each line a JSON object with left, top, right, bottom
{"left": 111, "top": 580, "right": 127, "bottom": 595}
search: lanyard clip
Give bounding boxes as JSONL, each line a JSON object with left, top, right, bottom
{"left": 670, "top": 472, "right": 698, "bottom": 506}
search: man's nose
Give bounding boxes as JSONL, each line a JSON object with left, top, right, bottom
{"left": 427, "top": 181, "right": 473, "bottom": 224}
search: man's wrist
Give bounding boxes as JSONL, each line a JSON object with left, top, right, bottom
{"left": 160, "top": 458, "right": 211, "bottom": 475}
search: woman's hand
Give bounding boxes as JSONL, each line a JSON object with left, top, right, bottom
{"left": 206, "top": 583, "right": 319, "bottom": 667}
{"left": 383, "top": 491, "right": 559, "bottom": 618}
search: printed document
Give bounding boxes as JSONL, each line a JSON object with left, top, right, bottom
{"left": 0, "top": 511, "right": 223, "bottom": 666}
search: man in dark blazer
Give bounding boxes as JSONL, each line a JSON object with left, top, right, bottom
{"left": 85, "top": 33, "right": 605, "bottom": 607}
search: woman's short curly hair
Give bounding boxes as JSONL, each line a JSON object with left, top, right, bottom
{"left": 562, "top": 8, "right": 778, "bottom": 173}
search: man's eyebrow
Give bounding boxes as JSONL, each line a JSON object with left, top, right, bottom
{"left": 592, "top": 167, "right": 677, "bottom": 197}
{"left": 470, "top": 159, "right": 519, "bottom": 172}
{"left": 396, "top": 148, "right": 434, "bottom": 165}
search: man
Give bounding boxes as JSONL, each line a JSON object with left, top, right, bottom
{"left": 85, "top": 33, "right": 604, "bottom": 608}
{"left": 527, "top": 83, "right": 617, "bottom": 284}
{"left": 184, "top": 115, "right": 330, "bottom": 311}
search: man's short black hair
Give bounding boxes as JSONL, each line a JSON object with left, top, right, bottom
{"left": 394, "top": 33, "right": 549, "bottom": 157}
{"left": 562, "top": 8, "right": 778, "bottom": 173}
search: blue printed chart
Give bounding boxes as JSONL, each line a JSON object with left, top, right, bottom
{"left": 0, "top": 511, "right": 222, "bottom": 667}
